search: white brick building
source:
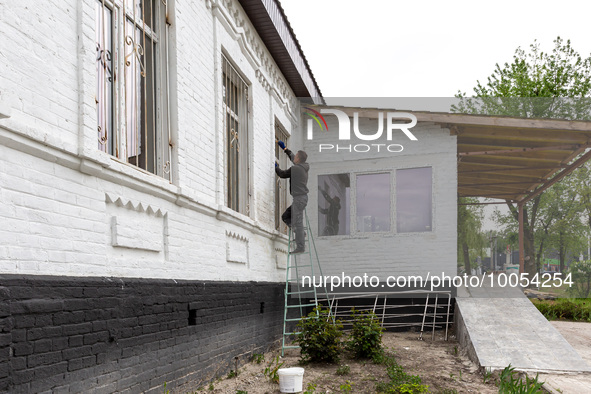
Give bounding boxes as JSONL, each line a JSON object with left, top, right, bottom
{"left": 0, "top": 0, "right": 323, "bottom": 391}
{"left": 0, "top": 0, "right": 463, "bottom": 391}
{"left": 0, "top": 0, "right": 320, "bottom": 283}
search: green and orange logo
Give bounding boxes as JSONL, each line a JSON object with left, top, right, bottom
{"left": 304, "top": 107, "right": 329, "bottom": 132}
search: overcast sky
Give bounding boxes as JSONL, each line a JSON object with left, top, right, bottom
{"left": 280, "top": 0, "right": 591, "bottom": 97}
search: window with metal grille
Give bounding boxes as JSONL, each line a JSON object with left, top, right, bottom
{"left": 96, "top": 0, "right": 171, "bottom": 180}
{"left": 222, "top": 55, "right": 250, "bottom": 215}
{"left": 275, "top": 122, "right": 289, "bottom": 234}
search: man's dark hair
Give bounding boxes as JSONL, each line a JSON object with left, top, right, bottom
{"left": 297, "top": 150, "right": 308, "bottom": 163}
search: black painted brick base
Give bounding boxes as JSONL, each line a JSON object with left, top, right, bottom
{"left": 0, "top": 275, "right": 284, "bottom": 393}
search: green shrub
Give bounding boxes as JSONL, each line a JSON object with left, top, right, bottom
{"left": 567, "top": 260, "right": 591, "bottom": 298}
{"left": 263, "top": 355, "right": 284, "bottom": 383}
{"left": 295, "top": 306, "right": 343, "bottom": 363}
{"left": 532, "top": 298, "right": 591, "bottom": 321}
{"left": 339, "top": 380, "right": 353, "bottom": 392}
{"left": 251, "top": 353, "right": 264, "bottom": 364}
{"left": 336, "top": 364, "right": 350, "bottom": 376}
{"left": 375, "top": 356, "right": 430, "bottom": 393}
{"left": 497, "top": 365, "right": 544, "bottom": 394}
{"left": 372, "top": 351, "right": 396, "bottom": 366}
{"left": 347, "top": 309, "right": 384, "bottom": 359}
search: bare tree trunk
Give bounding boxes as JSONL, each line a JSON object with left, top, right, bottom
{"left": 525, "top": 228, "right": 537, "bottom": 278}
{"left": 507, "top": 198, "right": 540, "bottom": 280}
{"left": 559, "top": 231, "right": 566, "bottom": 273}
{"left": 463, "top": 242, "right": 470, "bottom": 274}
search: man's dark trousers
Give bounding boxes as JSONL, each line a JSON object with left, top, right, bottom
{"left": 282, "top": 194, "right": 308, "bottom": 250}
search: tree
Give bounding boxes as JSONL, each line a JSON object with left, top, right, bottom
{"left": 455, "top": 37, "right": 591, "bottom": 278}
{"left": 457, "top": 197, "right": 486, "bottom": 273}
{"left": 574, "top": 162, "right": 591, "bottom": 258}
{"left": 544, "top": 174, "right": 587, "bottom": 272}
{"left": 568, "top": 260, "right": 591, "bottom": 298}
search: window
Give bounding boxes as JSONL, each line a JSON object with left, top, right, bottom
{"left": 275, "top": 123, "right": 289, "bottom": 234}
{"left": 95, "top": 0, "right": 171, "bottom": 179}
{"left": 222, "top": 55, "right": 250, "bottom": 215}
{"left": 318, "top": 174, "right": 350, "bottom": 236}
{"left": 396, "top": 167, "right": 432, "bottom": 233}
{"left": 356, "top": 173, "right": 390, "bottom": 233}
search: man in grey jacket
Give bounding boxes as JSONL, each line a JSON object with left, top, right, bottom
{"left": 275, "top": 141, "right": 309, "bottom": 254}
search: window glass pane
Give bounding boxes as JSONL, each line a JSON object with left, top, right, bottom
{"left": 356, "top": 173, "right": 390, "bottom": 233}
{"left": 318, "top": 174, "right": 350, "bottom": 236}
{"left": 396, "top": 167, "right": 432, "bottom": 233}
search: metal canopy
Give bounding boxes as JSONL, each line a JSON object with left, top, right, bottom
{"left": 304, "top": 106, "right": 591, "bottom": 275}
{"left": 316, "top": 107, "right": 591, "bottom": 203}
{"left": 439, "top": 117, "right": 591, "bottom": 203}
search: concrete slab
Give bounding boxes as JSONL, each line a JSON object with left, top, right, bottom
{"left": 455, "top": 280, "right": 591, "bottom": 374}
{"left": 540, "top": 321, "right": 591, "bottom": 393}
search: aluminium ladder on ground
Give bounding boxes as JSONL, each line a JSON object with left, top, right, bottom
{"left": 281, "top": 210, "right": 331, "bottom": 356}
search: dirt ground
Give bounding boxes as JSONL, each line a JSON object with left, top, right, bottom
{"left": 206, "top": 330, "right": 499, "bottom": 393}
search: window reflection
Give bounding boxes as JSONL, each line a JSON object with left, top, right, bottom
{"left": 396, "top": 167, "right": 432, "bottom": 233}
{"left": 356, "top": 173, "right": 390, "bottom": 233}
{"left": 318, "top": 174, "right": 350, "bottom": 236}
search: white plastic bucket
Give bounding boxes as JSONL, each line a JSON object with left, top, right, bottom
{"left": 277, "top": 367, "right": 305, "bottom": 393}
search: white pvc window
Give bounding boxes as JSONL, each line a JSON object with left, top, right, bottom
{"left": 356, "top": 173, "right": 391, "bottom": 233}
{"left": 318, "top": 174, "right": 350, "bottom": 236}
{"left": 396, "top": 167, "right": 432, "bottom": 233}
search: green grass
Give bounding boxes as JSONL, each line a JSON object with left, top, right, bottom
{"left": 531, "top": 298, "right": 591, "bottom": 321}
{"left": 539, "top": 281, "right": 571, "bottom": 297}
{"left": 497, "top": 365, "right": 545, "bottom": 393}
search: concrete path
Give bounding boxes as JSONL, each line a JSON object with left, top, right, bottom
{"left": 540, "top": 321, "right": 591, "bottom": 394}
{"left": 455, "top": 281, "right": 591, "bottom": 374}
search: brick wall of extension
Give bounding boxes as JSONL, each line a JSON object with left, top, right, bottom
{"left": 0, "top": 276, "right": 284, "bottom": 393}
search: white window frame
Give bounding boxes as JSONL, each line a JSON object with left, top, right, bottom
{"left": 353, "top": 171, "right": 392, "bottom": 234}
{"left": 395, "top": 166, "right": 433, "bottom": 233}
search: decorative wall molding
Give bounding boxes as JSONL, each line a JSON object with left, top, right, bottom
{"left": 105, "top": 193, "right": 165, "bottom": 217}
{"left": 225, "top": 230, "right": 249, "bottom": 264}
{"left": 273, "top": 243, "right": 287, "bottom": 270}
{"left": 212, "top": 0, "right": 297, "bottom": 118}
{"left": 106, "top": 193, "right": 167, "bottom": 252}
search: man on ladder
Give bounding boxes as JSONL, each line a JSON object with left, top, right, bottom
{"left": 275, "top": 141, "right": 309, "bottom": 254}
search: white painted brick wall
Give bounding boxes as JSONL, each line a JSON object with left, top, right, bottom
{"left": 0, "top": 0, "right": 299, "bottom": 282}
{"left": 0, "top": 0, "right": 80, "bottom": 153}
{"left": 0, "top": 0, "right": 456, "bottom": 284}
